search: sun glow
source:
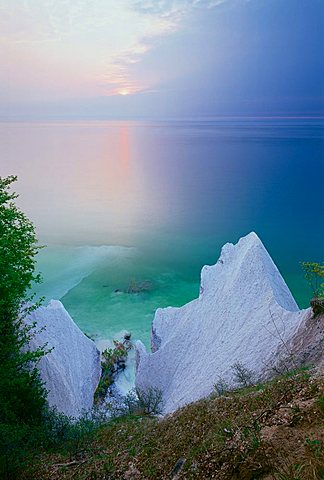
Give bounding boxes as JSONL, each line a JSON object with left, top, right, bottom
{"left": 0, "top": 0, "right": 187, "bottom": 102}
{"left": 109, "top": 85, "right": 143, "bottom": 97}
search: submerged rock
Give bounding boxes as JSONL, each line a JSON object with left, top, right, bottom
{"left": 135, "top": 232, "right": 311, "bottom": 414}
{"left": 27, "top": 300, "right": 101, "bottom": 418}
{"left": 115, "top": 280, "right": 153, "bottom": 295}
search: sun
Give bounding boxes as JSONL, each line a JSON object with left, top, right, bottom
{"left": 118, "top": 89, "right": 130, "bottom": 96}
{"left": 112, "top": 86, "right": 142, "bottom": 96}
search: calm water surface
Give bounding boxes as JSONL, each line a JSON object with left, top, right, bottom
{"left": 1, "top": 119, "right": 323, "bottom": 347}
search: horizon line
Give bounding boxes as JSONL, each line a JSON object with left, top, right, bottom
{"left": 0, "top": 114, "right": 323, "bottom": 124}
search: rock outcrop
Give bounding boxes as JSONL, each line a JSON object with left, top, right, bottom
{"left": 27, "top": 300, "right": 101, "bottom": 417}
{"left": 135, "top": 232, "right": 312, "bottom": 414}
{"left": 272, "top": 311, "right": 324, "bottom": 373}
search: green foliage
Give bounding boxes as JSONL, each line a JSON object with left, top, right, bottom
{"left": 94, "top": 375, "right": 113, "bottom": 403}
{"left": 274, "top": 463, "right": 305, "bottom": 480}
{"left": 316, "top": 396, "right": 324, "bottom": 414}
{"left": 213, "top": 376, "right": 230, "bottom": 397}
{"left": 305, "top": 437, "right": 322, "bottom": 458}
{"left": 42, "top": 408, "right": 105, "bottom": 460}
{"left": 122, "top": 388, "right": 140, "bottom": 414}
{"left": 136, "top": 387, "right": 164, "bottom": 415}
{"left": 32, "top": 368, "right": 323, "bottom": 480}
{"left": 301, "top": 261, "right": 324, "bottom": 299}
{"left": 230, "top": 361, "right": 255, "bottom": 388}
{"left": 0, "top": 175, "right": 47, "bottom": 478}
{"left": 102, "top": 340, "right": 128, "bottom": 370}
{"left": 94, "top": 340, "right": 129, "bottom": 403}
{"left": 122, "top": 387, "right": 164, "bottom": 416}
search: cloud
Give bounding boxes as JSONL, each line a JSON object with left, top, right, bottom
{"left": 131, "top": 0, "right": 228, "bottom": 15}
{"left": 0, "top": 0, "right": 231, "bottom": 101}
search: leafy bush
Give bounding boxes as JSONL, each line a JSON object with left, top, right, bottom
{"left": 137, "top": 386, "right": 164, "bottom": 415}
{"left": 123, "top": 387, "right": 164, "bottom": 416}
{"left": 301, "top": 261, "right": 324, "bottom": 315}
{"left": 43, "top": 408, "right": 105, "bottom": 459}
{"left": 301, "top": 261, "right": 324, "bottom": 299}
{"left": 231, "top": 362, "right": 255, "bottom": 388}
{"left": 94, "top": 340, "right": 129, "bottom": 403}
{"left": 0, "top": 176, "right": 48, "bottom": 478}
{"left": 213, "top": 376, "right": 230, "bottom": 397}
{"left": 123, "top": 388, "right": 140, "bottom": 415}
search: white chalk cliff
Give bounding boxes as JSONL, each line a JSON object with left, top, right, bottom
{"left": 135, "top": 232, "right": 311, "bottom": 414}
{"left": 27, "top": 300, "right": 101, "bottom": 418}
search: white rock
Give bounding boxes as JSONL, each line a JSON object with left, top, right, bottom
{"left": 27, "top": 300, "right": 101, "bottom": 418}
{"left": 135, "top": 232, "right": 310, "bottom": 414}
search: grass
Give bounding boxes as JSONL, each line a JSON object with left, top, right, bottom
{"left": 21, "top": 369, "right": 323, "bottom": 480}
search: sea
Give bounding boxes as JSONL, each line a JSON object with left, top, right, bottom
{"left": 1, "top": 118, "right": 323, "bottom": 352}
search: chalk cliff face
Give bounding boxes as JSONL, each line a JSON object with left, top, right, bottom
{"left": 135, "top": 232, "right": 311, "bottom": 414}
{"left": 27, "top": 300, "right": 101, "bottom": 418}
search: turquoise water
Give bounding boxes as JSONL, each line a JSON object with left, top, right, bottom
{"left": 35, "top": 245, "right": 198, "bottom": 346}
{"left": 1, "top": 119, "right": 323, "bottom": 347}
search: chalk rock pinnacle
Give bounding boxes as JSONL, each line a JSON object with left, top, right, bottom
{"left": 27, "top": 300, "right": 101, "bottom": 417}
{"left": 135, "top": 232, "right": 309, "bottom": 413}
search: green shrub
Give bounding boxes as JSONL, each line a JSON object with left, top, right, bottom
{"left": 42, "top": 408, "right": 105, "bottom": 459}
{"left": 213, "top": 376, "right": 230, "bottom": 397}
{"left": 0, "top": 176, "right": 47, "bottom": 478}
{"left": 95, "top": 340, "right": 129, "bottom": 403}
{"left": 231, "top": 361, "right": 255, "bottom": 388}
{"left": 301, "top": 261, "right": 324, "bottom": 299}
{"left": 125, "top": 387, "right": 164, "bottom": 416}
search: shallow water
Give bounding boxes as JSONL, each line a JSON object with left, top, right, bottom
{"left": 1, "top": 118, "right": 323, "bottom": 349}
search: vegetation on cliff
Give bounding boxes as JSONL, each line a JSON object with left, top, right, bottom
{"left": 94, "top": 340, "right": 131, "bottom": 404}
{"left": 301, "top": 262, "right": 324, "bottom": 316}
{"left": 25, "top": 367, "right": 323, "bottom": 480}
{"left": 0, "top": 175, "right": 47, "bottom": 478}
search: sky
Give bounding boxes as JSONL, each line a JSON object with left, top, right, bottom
{"left": 0, "top": 0, "right": 323, "bottom": 119}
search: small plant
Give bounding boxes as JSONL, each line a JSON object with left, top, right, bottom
{"left": 102, "top": 340, "right": 128, "bottom": 369}
{"left": 316, "top": 396, "right": 324, "bottom": 414}
{"left": 123, "top": 389, "right": 141, "bottom": 414}
{"left": 301, "top": 262, "right": 324, "bottom": 299}
{"left": 94, "top": 339, "right": 131, "bottom": 404}
{"left": 94, "top": 375, "right": 113, "bottom": 403}
{"left": 123, "top": 387, "right": 164, "bottom": 416}
{"left": 213, "top": 376, "right": 229, "bottom": 397}
{"left": 305, "top": 437, "right": 322, "bottom": 458}
{"left": 243, "top": 420, "right": 261, "bottom": 451}
{"left": 302, "top": 262, "right": 324, "bottom": 315}
{"left": 103, "top": 459, "right": 115, "bottom": 474}
{"left": 274, "top": 462, "right": 304, "bottom": 480}
{"left": 137, "top": 386, "right": 164, "bottom": 415}
{"left": 231, "top": 362, "right": 254, "bottom": 388}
